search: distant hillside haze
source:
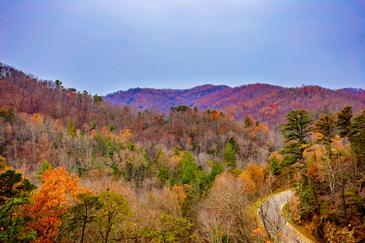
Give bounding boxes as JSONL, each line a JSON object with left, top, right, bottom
{"left": 105, "top": 84, "right": 365, "bottom": 125}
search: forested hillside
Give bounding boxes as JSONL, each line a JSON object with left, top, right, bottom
{"left": 0, "top": 62, "right": 364, "bottom": 242}
{"left": 0, "top": 63, "right": 275, "bottom": 242}
{"left": 0, "top": 63, "right": 273, "bottom": 168}
{"left": 106, "top": 83, "right": 365, "bottom": 126}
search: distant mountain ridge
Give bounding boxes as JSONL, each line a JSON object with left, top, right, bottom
{"left": 105, "top": 84, "right": 365, "bottom": 125}
{"left": 1, "top": 62, "right": 364, "bottom": 126}
{"left": 105, "top": 84, "right": 230, "bottom": 112}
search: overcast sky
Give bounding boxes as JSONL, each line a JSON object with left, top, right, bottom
{"left": 0, "top": 0, "right": 364, "bottom": 94}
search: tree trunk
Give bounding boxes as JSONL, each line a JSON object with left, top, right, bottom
{"left": 104, "top": 226, "right": 111, "bottom": 243}
{"left": 340, "top": 180, "right": 348, "bottom": 224}
{"left": 80, "top": 210, "right": 87, "bottom": 243}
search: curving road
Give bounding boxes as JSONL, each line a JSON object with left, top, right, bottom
{"left": 258, "top": 190, "right": 314, "bottom": 243}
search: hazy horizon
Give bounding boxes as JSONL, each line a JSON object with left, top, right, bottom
{"left": 106, "top": 82, "right": 365, "bottom": 94}
{"left": 1, "top": 0, "right": 364, "bottom": 94}
{"left": 2, "top": 60, "right": 365, "bottom": 96}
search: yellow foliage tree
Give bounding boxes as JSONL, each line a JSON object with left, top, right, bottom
{"left": 116, "top": 128, "right": 132, "bottom": 143}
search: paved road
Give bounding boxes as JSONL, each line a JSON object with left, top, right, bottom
{"left": 258, "top": 190, "right": 314, "bottom": 243}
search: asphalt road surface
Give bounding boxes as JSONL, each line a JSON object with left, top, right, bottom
{"left": 258, "top": 190, "right": 314, "bottom": 243}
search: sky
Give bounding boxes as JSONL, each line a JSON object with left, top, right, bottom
{"left": 0, "top": 0, "right": 365, "bottom": 94}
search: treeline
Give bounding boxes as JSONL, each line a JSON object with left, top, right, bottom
{"left": 269, "top": 106, "right": 365, "bottom": 242}
{"left": 0, "top": 63, "right": 274, "bottom": 169}
{"left": 0, "top": 105, "right": 273, "bottom": 178}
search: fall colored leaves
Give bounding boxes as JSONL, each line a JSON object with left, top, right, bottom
{"left": 28, "top": 167, "right": 85, "bottom": 242}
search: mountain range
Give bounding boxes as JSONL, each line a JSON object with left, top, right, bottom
{"left": 1, "top": 62, "right": 364, "bottom": 126}
{"left": 105, "top": 84, "right": 365, "bottom": 125}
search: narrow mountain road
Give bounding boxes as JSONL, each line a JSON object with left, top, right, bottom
{"left": 258, "top": 190, "right": 314, "bottom": 243}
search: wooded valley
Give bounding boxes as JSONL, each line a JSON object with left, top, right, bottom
{"left": 1, "top": 63, "right": 364, "bottom": 242}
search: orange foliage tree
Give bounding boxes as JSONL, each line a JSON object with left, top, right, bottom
{"left": 238, "top": 164, "right": 265, "bottom": 196}
{"left": 31, "top": 113, "right": 43, "bottom": 124}
{"left": 27, "top": 167, "right": 85, "bottom": 242}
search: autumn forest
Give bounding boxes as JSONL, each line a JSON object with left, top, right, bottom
{"left": 0, "top": 62, "right": 364, "bottom": 243}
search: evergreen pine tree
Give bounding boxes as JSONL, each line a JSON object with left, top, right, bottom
{"left": 337, "top": 106, "right": 353, "bottom": 138}
{"left": 281, "top": 110, "right": 312, "bottom": 164}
